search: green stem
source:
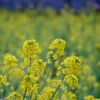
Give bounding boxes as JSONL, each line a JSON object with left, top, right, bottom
{"left": 51, "top": 85, "right": 60, "bottom": 100}
{"left": 50, "top": 74, "right": 66, "bottom": 100}
{"left": 30, "top": 90, "right": 33, "bottom": 100}
{"left": 23, "top": 88, "right": 27, "bottom": 100}
{"left": 3, "top": 85, "right": 6, "bottom": 99}
{"left": 30, "top": 57, "right": 32, "bottom": 67}
{"left": 59, "top": 89, "right": 65, "bottom": 100}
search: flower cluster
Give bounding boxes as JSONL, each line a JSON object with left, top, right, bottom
{"left": 28, "top": 59, "right": 46, "bottom": 76}
{"left": 0, "top": 75, "right": 9, "bottom": 93}
{"left": 3, "top": 54, "right": 25, "bottom": 84}
{"left": 18, "top": 39, "right": 47, "bottom": 100}
{"left": 57, "top": 56, "right": 81, "bottom": 89}
{"left": 3, "top": 53, "right": 18, "bottom": 71}
{"left": 6, "top": 91, "right": 23, "bottom": 100}
{"left": 20, "top": 75, "right": 39, "bottom": 96}
{"left": 47, "top": 38, "right": 65, "bottom": 63}
{"left": 23, "top": 39, "right": 41, "bottom": 58}
{"left": 37, "top": 87, "right": 56, "bottom": 100}
{"left": 47, "top": 39, "right": 66, "bottom": 78}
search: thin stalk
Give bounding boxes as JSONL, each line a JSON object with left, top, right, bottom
{"left": 30, "top": 90, "right": 33, "bottom": 100}
{"left": 50, "top": 74, "right": 66, "bottom": 100}
{"left": 23, "top": 88, "right": 27, "bottom": 100}
{"left": 30, "top": 57, "right": 32, "bottom": 67}
{"left": 3, "top": 85, "right": 6, "bottom": 99}
{"left": 59, "top": 89, "right": 65, "bottom": 100}
{"left": 51, "top": 84, "right": 60, "bottom": 100}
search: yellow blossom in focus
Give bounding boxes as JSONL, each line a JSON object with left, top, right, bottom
{"left": 23, "top": 39, "right": 41, "bottom": 58}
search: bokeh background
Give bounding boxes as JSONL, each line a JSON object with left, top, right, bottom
{"left": 0, "top": 0, "right": 100, "bottom": 99}
{"left": 0, "top": 0, "right": 100, "bottom": 12}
